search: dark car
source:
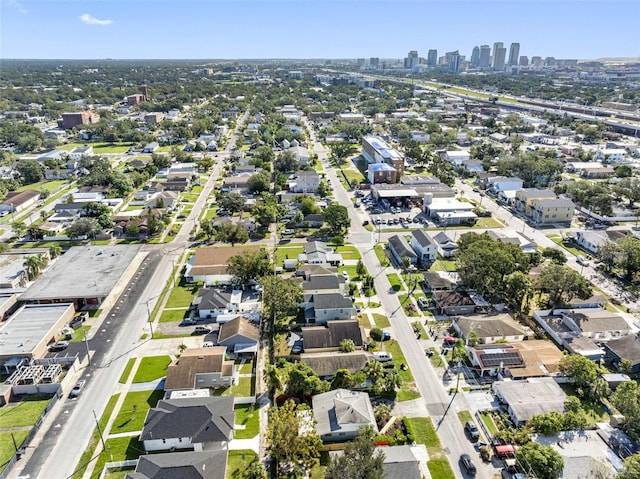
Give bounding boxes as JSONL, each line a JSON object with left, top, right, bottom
{"left": 193, "top": 325, "right": 211, "bottom": 335}
{"left": 69, "top": 379, "right": 86, "bottom": 398}
{"left": 460, "top": 454, "right": 477, "bottom": 475}
{"left": 465, "top": 421, "right": 480, "bottom": 441}
{"left": 180, "top": 318, "right": 197, "bottom": 326}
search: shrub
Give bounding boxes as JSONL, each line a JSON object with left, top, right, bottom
{"left": 370, "top": 327, "right": 383, "bottom": 342}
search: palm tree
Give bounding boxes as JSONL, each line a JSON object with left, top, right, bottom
{"left": 49, "top": 244, "right": 62, "bottom": 259}
{"left": 23, "top": 253, "right": 47, "bottom": 281}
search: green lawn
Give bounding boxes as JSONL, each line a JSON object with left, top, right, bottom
{"left": 119, "top": 358, "right": 136, "bottom": 384}
{"left": 456, "top": 410, "right": 474, "bottom": 427}
{"left": 70, "top": 325, "right": 91, "bottom": 342}
{"left": 132, "top": 356, "right": 172, "bottom": 383}
{"left": 166, "top": 284, "right": 200, "bottom": 308}
{"left": 238, "top": 360, "right": 254, "bottom": 375}
{"left": 16, "top": 180, "right": 68, "bottom": 193}
{"left": 159, "top": 308, "right": 187, "bottom": 323}
{"left": 0, "top": 396, "right": 51, "bottom": 428}
{"left": 473, "top": 218, "right": 503, "bottom": 229}
{"left": 479, "top": 411, "right": 499, "bottom": 435}
{"left": 430, "top": 260, "right": 457, "bottom": 272}
{"left": 384, "top": 340, "right": 420, "bottom": 401}
{"left": 226, "top": 450, "right": 259, "bottom": 479}
{"left": 275, "top": 246, "right": 304, "bottom": 265}
{"left": 111, "top": 390, "right": 164, "bottom": 434}
{"left": 335, "top": 245, "right": 362, "bottom": 260}
{"left": 398, "top": 294, "right": 419, "bottom": 316}
{"left": 404, "top": 417, "right": 441, "bottom": 453}
{"left": 90, "top": 437, "right": 144, "bottom": 479}
{"left": 60, "top": 142, "right": 134, "bottom": 154}
{"left": 181, "top": 193, "right": 199, "bottom": 202}
{"left": 428, "top": 348, "right": 445, "bottom": 368}
{"left": 372, "top": 313, "right": 390, "bottom": 328}
{"left": 234, "top": 405, "right": 260, "bottom": 439}
{"left": 339, "top": 264, "right": 359, "bottom": 280}
{"left": 548, "top": 235, "right": 586, "bottom": 257}
{"left": 374, "top": 244, "right": 390, "bottom": 267}
{"left": 342, "top": 168, "right": 365, "bottom": 185}
{"left": 0, "top": 430, "right": 29, "bottom": 473}
{"left": 223, "top": 376, "right": 254, "bottom": 398}
{"left": 387, "top": 273, "right": 404, "bottom": 291}
{"left": 427, "top": 457, "right": 455, "bottom": 479}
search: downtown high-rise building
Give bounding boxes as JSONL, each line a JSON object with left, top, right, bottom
{"left": 404, "top": 50, "right": 419, "bottom": 69}
{"left": 519, "top": 56, "right": 529, "bottom": 66}
{"left": 508, "top": 42, "right": 520, "bottom": 66}
{"left": 470, "top": 46, "right": 480, "bottom": 68}
{"left": 492, "top": 42, "right": 506, "bottom": 70}
{"left": 369, "top": 57, "right": 380, "bottom": 68}
{"left": 427, "top": 49, "right": 438, "bottom": 66}
{"left": 446, "top": 50, "right": 461, "bottom": 72}
{"left": 479, "top": 45, "right": 491, "bottom": 68}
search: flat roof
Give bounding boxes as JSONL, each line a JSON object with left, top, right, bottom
{"left": 0, "top": 304, "right": 74, "bottom": 357}
{"left": 0, "top": 254, "right": 27, "bottom": 287}
{"left": 20, "top": 245, "right": 141, "bottom": 301}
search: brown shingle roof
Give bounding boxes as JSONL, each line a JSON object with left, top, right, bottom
{"left": 190, "top": 246, "right": 261, "bottom": 276}
{"left": 217, "top": 316, "right": 259, "bottom": 344}
{"left": 1, "top": 189, "right": 40, "bottom": 207}
{"left": 301, "top": 352, "right": 370, "bottom": 377}
{"left": 165, "top": 347, "right": 233, "bottom": 390}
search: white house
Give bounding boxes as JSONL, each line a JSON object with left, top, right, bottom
{"left": 594, "top": 148, "right": 627, "bottom": 163}
{"left": 312, "top": 389, "right": 377, "bottom": 443}
{"left": 443, "top": 150, "right": 471, "bottom": 166}
{"left": 69, "top": 145, "right": 94, "bottom": 161}
{"left": 485, "top": 176, "right": 523, "bottom": 193}
{"left": 289, "top": 170, "right": 320, "bottom": 193}
{"left": 290, "top": 146, "right": 310, "bottom": 166}
{"left": 432, "top": 231, "right": 458, "bottom": 258}
{"left": 309, "top": 293, "right": 355, "bottom": 323}
{"left": 410, "top": 230, "right": 438, "bottom": 266}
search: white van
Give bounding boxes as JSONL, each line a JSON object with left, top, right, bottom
{"left": 373, "top": 352, "right": 393, "bottom": 363}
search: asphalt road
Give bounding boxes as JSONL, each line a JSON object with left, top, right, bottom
{"left": 14, "top": 112, "right": 249, "bottom": 479}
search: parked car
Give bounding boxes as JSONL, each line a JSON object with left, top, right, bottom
{"left": 49, "top": 341, "right": 69, "bottom": 352}
{"left": 69, "top": 379, "right": 86, "bottom": 398}
{"left": 417, "top": 297, "right": 429, "bottom": 310}
{"left": 460, "top": 454, "right": 477, "bottom": 475}
{"left": 180, "top": 318, "right": 197, "bottom": 326}
{"left": 193, "top": 326, "right": 211, "bottom": 335}
{"left": 69, "top": 313, "right": 87, "bottom": 329}
{"left": 465, "top": 421, "right": 480, "bottom": 441}
{"left": 282, "top": 229, "right": 295, "bottom": 235}
{"left": 382, "top": 331, "right": 391, "bottom": 341}
{"left": 373, "top": 352, "right": 393, "bottom": 362}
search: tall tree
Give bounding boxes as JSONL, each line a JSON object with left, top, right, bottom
{"left": 247, "top": 170, "right": 271, "bottom": 194}
{"left": 266, "top": 400, "right": 322, "bottom": 477}
{"left": 323, "top": 204, "right": 350, "bottom": 235}
{"left": 227, "top": 249, "right": 272, "bottom": 285}
{"left": 515, "top": 442, "right": 563, "bottom": 479}
{"left": 218, "top": 191, "right": 246, "bottom": 216}
{"left": 23, "top": 253, "right": 47, "bottom": 281}
{"left": 612, "top": 381, "right": 640, "bottom": 440}
{"left": 534, "top": 264, "right": 592, "bottom": 308}
{"left": 260, "top": 276, "right": 302, "bottom": 329}
{"left": 66, "top": 217, "right": 101, "bottom": 239}
{"left": 16, "top": 159, "right": 45, "bottom": 184}
{"left": 618, "top": 454, "right": 640, "bottom": 479}
{"left": 274, "top": 150, "right": 300, "bottom": 173}
{"left": 325, "top": 426, "right": 385, "bottom": 479}
{"left": 328, "top": 142, "right": 357, "bottom": 165}
{"left": 214, "top": 222, "right": 249, "bottom": 246}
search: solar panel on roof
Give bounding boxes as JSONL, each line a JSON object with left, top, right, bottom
{"left": 481, "top": 351, "right": 523, "bottom": 368}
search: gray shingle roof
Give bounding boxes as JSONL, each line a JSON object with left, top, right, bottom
{"left": 312, "top": 389, "right": 376, "bottom": 437}
{"left": 302, "top": 320, "right": 364, "bottom": 349}
{"left": 388, "top": 234, "right": 417, "bottom": 259}
{"left": 194, "top": 288, "right": 231, "bottom": 310}
{"left": 301, "top": 352, "right": 370, "bottom": 377}
{"left": 312, "top": 293, "right": 353, "bottom": 310}
{"left": 126, "top": 450, "right": 227, "bottom": 479}
{"left": 411, "top": 229, "right": 436, "bottom": 248}
{"left": 140, "top": 396, "right": 234, "bottom": 444}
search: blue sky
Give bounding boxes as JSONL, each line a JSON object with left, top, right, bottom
{"left": 1, "top": 1, "right": 638, "bottom": 60}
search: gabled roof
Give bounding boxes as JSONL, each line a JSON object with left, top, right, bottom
{"left": 302, "top": 320, "right": 365, "bottom": 349}
{"left": 604, "top": 334, "right": 640, "bottom": 366}
{"left": 140, "top": 396, "right": 234, "bottom": 444}
{"left": 432, "top": 231, "right": 457, "bottom": 250}
{"left": 312, "top": 293, "right": 353, "bottom": 310}
{"left": 301, "top": 352, "right": 370, "bottom": 377}
{"left": 433, "top": 290, "right": 474, "bottom": 307}
{"left": 388, "top": 235, "right": 417, "bottom": 259}
{"left": 165, "top": 347, "right": 234, "bottom": 390}
{"left": 296, "top": 264, "right": 338, "bottom": 279}
{"left": 126, "top": 450, "right": 227, "bottom": 479}
{"left": 302, "top": 274, "right": 343, "bottom": 292}
{"left": 422, "top": 272, "right": 454, "bottom": 289}
{"left": 305, "top": 241, "right": 332, "bottom": 255}
{"left": 312, "top": 389, "right": 377, "bottom": 437}
{"left": 381, "top": 445, "right": 422, "bottom": 479}
{"left": 411, "top": 229, "right": 436, "bottom": 249}
{"left": 1, "top": 189, "right": 40, "bottom": 207}
{"left": 190, "top": 246, "right": 261, "bottom": 276}
{"left": 455, "top": 313, "right": 526, "bottom": 338}
{"left": 194, "top": 288, "right": 231, "bottom": 310}
{"left": 564, "top": 310, "right": 631, "bottom": 333}
{"left": 217, "top": 316, "right": 259, "bottom": 345}
{"left": 471, "top": 344, "right": 525, "bottom": 369}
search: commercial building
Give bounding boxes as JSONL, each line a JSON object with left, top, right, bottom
{"left": 367, "top": 163, "right": 397, "bottom": 184}
{"left": 470, "top": 46, "right": 480, "bottom": 68}
{"left": 492, "top": 42, "right": 506, "bottom": 70}
{"left": 361, "top": 136, "right": 404, "bottom": 179}
{"left": 493, "top": 378, "right": 566, "bottom": 426}
{"left": 479, "top": 45, "right": 491, "bottom": 68}
{"left": 447, "top": 50, "right": 462, "bottom": 73}
{"left": 427, "top": 50, "right": 438, "bottom": 67}
{"left": 58, "top": 111, "right": 100, "bottom": 129}
{"left": 508, "top": 42, "right": 520, "bottom": 66}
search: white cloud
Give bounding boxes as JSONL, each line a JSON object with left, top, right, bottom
{"left": 7, "top": 0, "right": 28, "bottom": 14}
{"left": 79, "top": 13, "right": 113, "bottom": 26}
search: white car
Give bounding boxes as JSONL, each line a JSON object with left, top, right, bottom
{"left": 373, "top": 352, "right": 393, "bottom": 363}
{"left": 282, "top": 229, "right": 295, "bottom": 235}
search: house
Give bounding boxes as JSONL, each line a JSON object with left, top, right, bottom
{"left": 125, "top": 451, "right": 227, "bottom": 479}
{"left": 493, "top": 378, "right": 567, "bottom": 426}
{"left": 300, "top": 214, "right": 324, "bottom": 228}
{"left": 222, "top": 174, "right": 252, "bottom": 193}
{"left": 312, "top": 389, "right": 377, "bottom": 443}
{"left": 381, "top": 445, "right": 424, "bottom": 479}
{"left": 528, "top": 197, "right": 575, "bottom": 225}
{"left": 217, "top": 316, "right": 259, "bottom": 355}
{"left": 467, "top": 344, "right": 526, "bottom": 377}
{"left": 558, "top": 309, "right": 632, "bottom": 341}
{"left": 306, "top": 294, "right": 355, "bottom": 323}
{"left": 432, "top": 231, "right": 458, "bottom": 258}
{"left": 367, "top": 163, "right": 397, "bottom": 184}
{"left": 144, "top": 191, "right": 179, "bottom": 211}
{"left": 453, "top": 313, "right": 527, "bottom": 344}
{"left": 69, "top": 145, "right": 94, "bottom": 160}
{"left": 580, "top": 166, "right": 615, "bottom": 179}
{"left": 194, "top": 289, "right": 235, "bottom": 319}
{"left": 290, "top": 145, "right": 310, "bottom": 166}
{"left": 140, "top": 396, "right": 234, "bottom": 452}
{"left": 185, "top": 246, "right": 262, "bottom": 285}
{"left": 514, "top": 188, "right": 557, "bottom": 215}
{"left": 509, "top": 340, "right": 564, "bottom": 379}
{"left": 387, "top": 235, "right": 417, "bottom": 266}
{"left": 533, "top": 310, "right": 605, "bottom": 360}
{"left": 301, "top": 274, "right": 348, "bottom": 300}
{"left": 0, "top": 190, "right": 41, "bottom": 213}
{"left": 570, "top": 230, "right": 627, "bottom": 255}
{"left": 422, "top": 272, "right": 456, "bottom": 292}
{"left": 301, "top": 320, "right": 366, "bottom": 353}
{"left": 486, "top": 230, "right": 538, "bottom": 254}
{"left": 296, "top": 264, "right": 338, "bottom": 280}
{"left": 301, "top": 352, "right": 370, "bottom": 379}
{"left": 143, "top": 142, "right": 159, "bottom": 153}
{"left": 289, "top": 170, "right": 320, "bottom": 193}
{"left": 410, "top": 230, "right": 437, "bottom": 266}
{"left": 485, "top": 176, "right": 523, "bottom": 193}
{"left": 432, "top": 291, "right": 480, "bottom": 316}
{"left": 164, "top": 347, "right": 235, "bottom": 391}
{"left": 423, "top": 195, "right": 477, "bottom": 226}
{"left": 298, "top": 242, "right": 342, "bottom": 266}
{"left": 603, "top": 334, "right": 640, "bottom": 375}
{"left": 594, "top": 148, "right": 627, "bottom": 163}
{"left": 443, "top": 150, "right": 471, "bottom": 166}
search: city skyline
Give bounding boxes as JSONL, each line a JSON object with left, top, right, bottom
{"left": 1, "top": 1, "right": 639, "bottom": 60}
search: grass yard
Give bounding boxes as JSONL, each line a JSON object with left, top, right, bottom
{"left": 342, "top": 168, "right": 365, "bottom": 185}
{"left": 17, "top": 180, "right": 68, "bottom": 193}
{"left": 404, "top": 417, "right": 441, "bottom": 453}
{"left": 0, "top": 396, "right": 52, "bottom": 428}
{"left": 399, "top": 294, "right": 419, "bottom": 316}
{"left": 132, "top": 356, "right": 172, "bottom": 383}
{"left": 456, "top": 410, "right": 474, "bottom": 427}
{"left": 166, "top": 283, "right": 199, "bottom": 308}
{"left": 473, "top": 218, "right": 503, "bottom": 229}
{"left": 90, "top": 436, "right": 144, "bottom": 479}
{"left": 158, "top": 308, "right": 188, "bottom": 323}
{"left": 60, "top": 142, "right": 134, "bottom": 154}
{"left": 559, "top": 384, "right": 610, "bottom": 424}
{"left": 430, "top": 259, "right": 457, "bottom": 272}
{"left": 226, "top": 450, "right": 260, "bottom": 479}
{"left": 119, "top": 358, "right": 136, "bottom": 384}
{"left": 547, "top": 234, "right": 586, "bottom": 257}
{"left": 0, "top": 430, "right": 29, "bottom": 473}
{"left": 479, "top": 411, "right": 499, "bottom": 436}
{"left": 335, "top": 244, "right": 362, "bottom": 260}
{"left": 223, "top": 376, "right": 254, "bottom": 397}
{"left": 428, "top": 348, "right": 446, "bottom": 368}
{"left": 238, "top": 360, "right": 254, "bottom": 375}
{"left": 69, "top": 325, "right": 91, "bottom": 342}
{"left": 204, "top": 207, "right": 218, "bottom": 220}
{"left": 275, "top": 246, "right": 304, "bottom": 265}
{"left": 104, "top": 468, "right": 135, "bottom": 479}
{"left": 111, "top": 390, "right": 165, "bottom": 434}
{"left": 427, "top": 457, "right": 455, "bottom": 479}
{"left": 339, "top": 264, "right": 359, "bottom": 280}
{"left": 384, "top": 340, "right": 420, "bottom": 401}
{"left": 387, "top": 273, "right": 404, "bottom": 291}
{"left": 357, "top": 313, "right": 372, "bottom": 328}
{"left": 374, "top": 244, "right": 390, "bottom": 267}
{"left": 372, "top": 313, "right": 390, "bottom": 328}
{"left": 234, "top": 405, "right": 260, "bottom": 439}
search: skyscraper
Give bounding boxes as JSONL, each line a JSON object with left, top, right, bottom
{"left": 427, "top": 49, "right": 438, "bottom": 67}
{"left": 491, "top": 42, "right": 503, "bottom": 69}
{"left": 470, "top": 46, "right": 480, "bottom": 68}
{"left": 491, "top": 42, "right": 506, "bottom": 70}
{"left": 404, "top": 50, "right": 419, "bottom": 69}
{"left": 508, "top": 42, "right": 520, "bottom": 66}
{"left": 479, "top": 45, "right": 491, "bottom": 68}
{"left": 447, "top": 51, "right": 461, "bottom": 73}
{"left": 369, "top": 57, "right": 380, "bottom": 69}
{"left": 519, "top": 56, "right": 529, "bottom": 66}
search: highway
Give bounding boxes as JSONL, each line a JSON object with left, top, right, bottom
{"left": 11, "top": 111, "right": 249, "bottom": 479}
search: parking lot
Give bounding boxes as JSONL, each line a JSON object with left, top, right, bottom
{"left": 358, "top": 193, "right": 433, "bottom": 228}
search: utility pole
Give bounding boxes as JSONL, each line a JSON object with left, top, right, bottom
{"left": 93, "top": 409, "right": 107, "bottom": 451}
